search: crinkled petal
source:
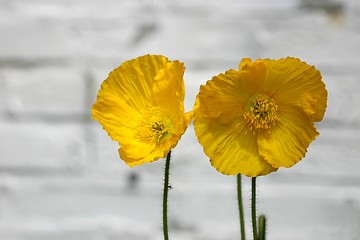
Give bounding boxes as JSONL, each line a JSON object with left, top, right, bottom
{"left": 238, "top": 58, "right": 253, "bottom": 70}
{"left": 119, "top": 140, "right": 170, "bottom": 167}
{"left": 92, "top": 95, "right": 158, "bottom": 165}
{"left": 238, "top": 58, "right": 267, "bottom": 89}
{"left": 194, "top": 116, "right": 277, "bottom": 177}
{"left": 153, "top": 60, "right": 185, "bottom": 111}
{"left": 98, "top": 54, "right": 170, "bottom": 112}
{"left": 196, "top": 69, "right": 258, "bottom": 124}
{"left": 257, "top": 105, "right": 319, "bottom": 168}
{"left": 92, "top": 95, "right": 139, "bottom": 142}
{"left": 153, "top": 60, "right": 188, "bottom": 135}
{"left": 119, "top": 121, "right": 185, "bottom": 167}
{"left": 262, "top": 57, "right": 327, "bottom": 122}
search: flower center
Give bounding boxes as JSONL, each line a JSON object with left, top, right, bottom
{"left": 136, "top": 106, "right": 173, "bottom": 143}
{"left": 243, "top": 93, "right": 279, "bottom": 132}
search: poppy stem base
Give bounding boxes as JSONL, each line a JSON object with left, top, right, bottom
{"left": 258, "top": 214, "right": 266, "bottom": 240}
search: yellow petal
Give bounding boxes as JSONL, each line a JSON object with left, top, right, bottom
{"left": 98, "top": 54, "right": 170, "bottom": 112}
{"left": 238, "top": 58, "right": 252, "bottom": 70}
{"left": 195, "top": 69, "right": 256, "bottom": 124}
{"left": 92, "top": 95, "right": 158, "bottom": 164}
{"left": 257, "top": 105, "right": 319, "bottom": 168}
{"left": 92, "top": 95, "right": 139, "bottom": 142}
{"left": 238, "top": 58, "right": 267, "bottom": 89}
{"left": 194, "top": 116, "right": 277, "bottom": 177}
{"left": 119, "top": 139, "right": 171, "bottom": 167}
{"left": 263, "top": 57, "right": 327, "bottom": 122}
{"left": 153, "top": 60, "right": 185, "bottom": 110}
{"left": 153, "top": 60, "right": 188, "bottom": 135}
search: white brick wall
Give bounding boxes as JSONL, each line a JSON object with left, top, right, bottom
{"left": 2, "top": 68, "right": 86, "bottom": 117}
{"left": 1, "top": 0, "right": 359, "bottom": 239}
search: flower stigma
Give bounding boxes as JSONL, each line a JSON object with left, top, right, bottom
{"left": 136, "top": 106, "right": 173, "bottom": 143}
{"left": 243, "top": 93, "right": 279, "bottom": 133}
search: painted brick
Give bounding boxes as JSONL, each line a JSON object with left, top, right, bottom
{"left": 0, "top": 122, "right": 86, "bottom": 172}
{"left": 0, "top": 19, "right": 72, "bottom": 60}
{"left": 0, "top": 71, "right": 6, "bottom": 119}
{"left": 323, "top": 73, "right": 360, "bottom": 124}
{"left": 1, "top": 67, "right": 85, "bottom": 118}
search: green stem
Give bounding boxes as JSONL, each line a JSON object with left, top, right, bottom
{"left": 258, "top": 215, "right": 266, "bottom": 240}
{"left": 251, "top": 177, "right": 258, "bottom": 240}
{"left": 163, "top": 151, "right": 171, "bottom": 240}
{"left": 237, "top": 174, "right": 246, "bottom": 240}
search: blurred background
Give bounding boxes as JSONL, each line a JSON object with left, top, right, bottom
{"left": 0, "top": 0, "right": 359, "bottom": 239}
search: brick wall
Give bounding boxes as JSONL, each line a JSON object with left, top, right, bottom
{"left": 0, "top": 0, "right": 359, "bottom": 239}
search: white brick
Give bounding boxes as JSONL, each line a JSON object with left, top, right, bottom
{"left": 0, "top": 216, "right": 158, "bottom": 240}
{"left": 2, "top": 67, "right": 85, "bottom": 117}
{"left": 0, "top": 0, "right": 146, "bottom": 20}
{"left": 0, "top": 72, "right": 6, "bottom": 119}
{"left": 256, "top": 183, "right": 360, "bottom": 240}
{"left": 0, "top": 122, "right": 85, "bottom": 171}
{"left": 323, "top": 73, "right": 360, "bottom": 124}
{"left": 0, "top": 19, "right": 72, "bottom": 59}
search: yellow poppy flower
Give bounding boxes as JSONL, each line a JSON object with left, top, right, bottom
{"left": 92, "top": 54, "right": 191, "bottom": 167}
{"left": 194, "top": 57, "right": 327, "bottom": 177}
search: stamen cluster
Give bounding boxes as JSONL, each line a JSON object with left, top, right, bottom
{"left": 243, "top": 93, "right": 279, "bottom": 132}
{"left": 136, "top": 106, "right": 172, "bottom": 143}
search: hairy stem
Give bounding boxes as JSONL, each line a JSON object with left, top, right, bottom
{"left": 251, "top": 177, "right": 258, "bottom": 240}
{"left": 163, "top": 151, "right": 171, "bottom": 240}
{"left": 237, "top": 174, "right": 246, "bottom": 240}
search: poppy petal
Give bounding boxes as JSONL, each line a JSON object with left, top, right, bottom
{"left": 263, "top": 57, "right": 327, "bottom": 122}
{"left": 195, "top": 116, "right": 277, "bottom": 176}
{"left": 257, "top": 106, "right": 319, "bottom": 168}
